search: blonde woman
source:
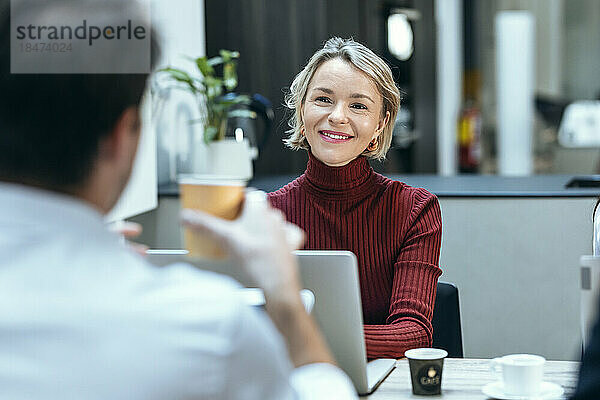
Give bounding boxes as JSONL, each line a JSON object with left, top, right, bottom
{"left": 268, "top": 37, "right": 442, "bottom": 359}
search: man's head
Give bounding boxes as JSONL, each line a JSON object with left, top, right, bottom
{"left": 0, "top": 0, "right": 158, "bottom": 212}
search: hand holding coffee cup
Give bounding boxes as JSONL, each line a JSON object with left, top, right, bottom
{"left": 178, "top": 175, "right": 246, "bottom": 258}
{"left": 490, "top": 354, "right": 545, "bottom": 396}
{"left": 181, "top": 190, "right": 306, "bottom": 295}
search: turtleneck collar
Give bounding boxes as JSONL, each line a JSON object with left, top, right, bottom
{"left": 302, "top": 152, "right": 378, "bottom": 199}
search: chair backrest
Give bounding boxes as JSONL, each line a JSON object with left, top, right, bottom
{"left": 432, "top": 281, "right": 464, "bottom": 358}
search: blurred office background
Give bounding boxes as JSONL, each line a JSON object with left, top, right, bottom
{"left": 128, "top": 0, "right": 600, "bottom": 361}
{"left": 197, "top": 0, "right": 600, "bottom": 177}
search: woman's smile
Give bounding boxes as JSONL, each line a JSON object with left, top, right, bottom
{"left": 319, "top": 130, "right": 354, "bottom": 143}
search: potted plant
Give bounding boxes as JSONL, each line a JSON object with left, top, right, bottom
{"left": 158, "top": 50, "right": 255, "bottom": 178}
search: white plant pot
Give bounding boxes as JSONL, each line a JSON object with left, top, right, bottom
{"left": 199, "top": 138, "right": 253, "bottom": 180}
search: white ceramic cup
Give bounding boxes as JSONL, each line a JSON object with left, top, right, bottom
{"left": 490, "top": 354, "right": 545, "bottom": 396}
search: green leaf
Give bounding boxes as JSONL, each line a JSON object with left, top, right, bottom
{"left": 231, "top": 94, "right": 251, "bottom": 103}
{"left": 195, "top": 57, "right": 214, "bottom": 77}
{"left": 221, "top": 50, "right": 232, "bottom": 63}
{"left": 204, "top": 76, "right": 221, "bottom": 87}
{"left": 159, "top": 68, "right": 198, "bottom": 93}
{"left": 223, "top": 79, "right": 237, "bottom": 90}
{"left": 205, "top": 77, "right": 223, "bottom": 98}
{"left": 158, "top": 49, "right": 247, "bottom": 143}
{"left": 223, "top": 62, "right": 237, "bottom": 90}
{"left": 207, "top": 56, "right": 224, "bottom": 67}
{"left": 211, "top": 103, "right": 228, "bottom": 113}
{"left": 204, "top": 126, "right": 219, "bottom": 143}
{"left": 217, "top": 99, "right": 249, "bottom": 108}
{"left": 159, "top": 67, "right": 191, "bottom": 81}
{"left": 220, "top": 49, "right": 240, "bottom": 61}
{"left": 227, "top": 109, "right": 257, "bottom": 119}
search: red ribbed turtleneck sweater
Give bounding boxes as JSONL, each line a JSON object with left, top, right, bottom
{"left": 267, "top": 154, "right": 442, "bottom": 359}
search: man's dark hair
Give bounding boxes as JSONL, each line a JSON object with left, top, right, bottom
{"left": 0, "top": 0, "right": 159, "bottom": 191}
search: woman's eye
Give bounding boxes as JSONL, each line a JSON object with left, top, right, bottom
{"left": 351, "top": 103, "right": 368, "bottom": 110}
{"left": 315, "top": 96, "right": 331, "bottom": 103}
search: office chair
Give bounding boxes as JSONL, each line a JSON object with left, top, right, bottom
{"left": 432, "top": 281, "right": 464, "bottom": 358}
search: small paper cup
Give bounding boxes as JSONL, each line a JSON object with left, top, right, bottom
{"left": 405, "top": 348, "right": 448, "bottom": 395}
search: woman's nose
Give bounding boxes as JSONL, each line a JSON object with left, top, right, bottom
{"left": 328, "top": 103, "right": 349, "bottom": 125}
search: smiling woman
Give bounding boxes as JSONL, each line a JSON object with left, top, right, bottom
{"left": 268, "top": 37, "right": 442, "bottom": 360}
{"left": 301, "top": 58, "right": 389, "bottom": 167}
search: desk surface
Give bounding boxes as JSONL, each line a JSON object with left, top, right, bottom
{"left": 364, "top": 358, "right": 579, "bottom": 399}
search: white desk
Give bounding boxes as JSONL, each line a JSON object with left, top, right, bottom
{"left": 364, "top": 358, "right": 579, "bottom": 399}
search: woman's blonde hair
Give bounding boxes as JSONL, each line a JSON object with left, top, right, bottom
{"left": 283, "top": 37, "right": 400, "bottom": 160}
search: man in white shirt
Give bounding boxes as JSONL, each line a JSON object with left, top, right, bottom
{"left": 0, "top": 1, "right": 356, "bottom": 399}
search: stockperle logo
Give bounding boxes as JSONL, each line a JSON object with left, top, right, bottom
{"left": 11, "top": 0, "right": 151, "bottom": 74}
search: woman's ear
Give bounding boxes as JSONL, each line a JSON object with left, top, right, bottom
{"left": 376, "top": 110, "right": 391, "bottom": 136}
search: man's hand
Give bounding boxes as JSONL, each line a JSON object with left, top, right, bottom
{"left": 180, "top": 192, "right": 304, "bottom": 296}
{"left": 180, "top": 191, "right": 336, "bottom": 368}
{"left": 107, "top": 221, "right": 149, "bottom": 256}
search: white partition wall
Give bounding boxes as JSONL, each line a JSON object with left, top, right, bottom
{"left": 152, "top": 0, "right": 207, "bottom": 186}
{"left": 152, "top": 0, "right": 205, "bottom": 64}
{"left": 107, "top": 0, "right": 206, "bottom": 221}
{"left": 439, "top": 197, "right": 593, "bottom": 360}
{"left": 495, "top": 12, "right": 535, "bottom": 176}
{"left": 106, "top": 92, "right": 157, "bottom": 222}
{"left": 435, "top": 0, "right": 462, "bottom": 176}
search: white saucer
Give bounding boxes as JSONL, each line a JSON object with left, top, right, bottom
{"left": 482, "top": 381, "right": 564, "bottom": 399}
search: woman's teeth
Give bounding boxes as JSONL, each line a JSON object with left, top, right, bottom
{"left": 321, "top": 132, "right": 351, "bottom": 140}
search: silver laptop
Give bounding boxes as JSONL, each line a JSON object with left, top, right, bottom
{"left": 146, "top": 249, "right": 395, "bottom": 395}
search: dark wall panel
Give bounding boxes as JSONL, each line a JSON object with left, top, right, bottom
{"left": 412, "top": 0, "right": 437, "bottom": 173}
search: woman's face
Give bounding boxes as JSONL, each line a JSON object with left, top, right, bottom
{"left": 302, "top": 58, "right": 390, "bottom": 167}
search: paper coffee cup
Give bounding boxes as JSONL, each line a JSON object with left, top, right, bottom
{"left": 179, "top": 175, "right": 246, "bottom": 258}
{"left": 405, "top": 348, "right": 447, "bottom": 395}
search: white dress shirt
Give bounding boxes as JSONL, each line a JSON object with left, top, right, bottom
{"left": 0, "top": 183, "right": 356, "bottom": 400}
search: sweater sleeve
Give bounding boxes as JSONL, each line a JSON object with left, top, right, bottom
{"left": 364, "top": 188, "right": 442, "bottom": 359}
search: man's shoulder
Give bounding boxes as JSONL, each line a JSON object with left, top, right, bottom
{"left": 51, "top": 247, "right": 246, "bottom": 329}
{"left": 94, "top": 255, "right": 256, "bottom": 361}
